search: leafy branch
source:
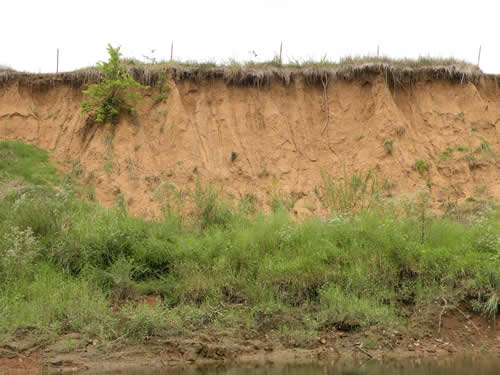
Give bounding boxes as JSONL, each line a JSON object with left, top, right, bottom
{"left": 80, "top": 44, "right": 149, "bottom": 125}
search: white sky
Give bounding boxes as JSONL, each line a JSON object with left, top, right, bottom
{"left": 1, "top": 0, "right": 499, "bottom": 73}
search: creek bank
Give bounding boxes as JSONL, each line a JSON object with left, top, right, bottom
{"left": 1, "top": 313, "right": 499, "bottom": 374}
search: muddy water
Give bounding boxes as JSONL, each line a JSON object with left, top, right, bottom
{"left": 87, "top": 357, "right": 500, "bottom": 375}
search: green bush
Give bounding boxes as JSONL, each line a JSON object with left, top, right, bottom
{"left": 80, "top": 44, "right": 149, "bottom": 125}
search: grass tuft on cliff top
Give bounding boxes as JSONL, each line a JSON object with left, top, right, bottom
{"left": 1, "top": 55, "right": 483, "bottom": 88}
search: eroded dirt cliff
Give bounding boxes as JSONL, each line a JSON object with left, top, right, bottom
{"left": 0, "top": 75, "right": 499, "bottom": 217}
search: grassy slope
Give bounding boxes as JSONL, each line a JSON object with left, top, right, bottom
{"left": 0, "top": 140, "right": 498, "bottom": 347}
{"left": 0, "top": 141, "right": 60, "bottom": 185}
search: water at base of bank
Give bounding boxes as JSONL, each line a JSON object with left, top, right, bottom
{"left": 83, "top": 357, "right": 500, "bottom": 375}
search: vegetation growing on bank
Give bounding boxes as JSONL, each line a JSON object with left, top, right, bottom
{"left": 0, "top": 54, "right": 484, "bottom": 88}
{"left": 80, "top": 44, "right": 149, "bottom": 125}
{"left": 0, "top": 140, "right": 499, "bottom": 348}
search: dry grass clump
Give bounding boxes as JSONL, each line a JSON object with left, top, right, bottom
{"left": 0, "top": 65, "right": 16, "bottom": 85}
{"left": 0, "top": 71, "right": 14, "bottom": 85}
{"left": 0, "top": 55, "right": 485, "bottom": 88}
{"left": 298, "top": 56, "right": 481, "bottom": 85}
{"left": 0, "top": 65, "right": 15, "bottom": 72}
{"left": 0, "top": 69, "right": 104, "bottom": 89}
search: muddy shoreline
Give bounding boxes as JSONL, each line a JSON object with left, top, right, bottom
{"left": 1, "top": 313, "right": 499, "bottom": 374}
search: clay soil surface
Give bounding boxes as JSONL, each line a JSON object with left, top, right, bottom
{"left": 0, "top": 76, "right": 498, "bottom": 217}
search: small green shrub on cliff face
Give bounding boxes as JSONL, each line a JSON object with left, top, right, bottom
{"left": 80, "top": 44, "right": 149, "bottom": 125}
{"left": 383, "top": 139, "right": 394, "bottom": 154}
{"left": 414, "top": 159, "right": 430, "bottom": 175}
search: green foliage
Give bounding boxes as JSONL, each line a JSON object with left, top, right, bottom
{"left": 466, "top": 153, "right": 477, "bottom": 169}
{"left": 80, "top": 44, "right": 149, "bottom": 125}
{"left": 316, "top": 168, "right": 382, "bottom": 213}
{"left": 383, "top": 139, "right": 394, "bottom": 154}
{"left": 319, "top": 284, "right": 397, "bottom": 327}
{"left": 0, "top": 226, "right": 41, "bottom": 283}
{"left": 121, "top": 302, "right": 169, "bottom": 339}
{"left": 2, "top": 185, "right": 70, "bottom": 238}
{"left": 268, "top": 180, "right": 299, "bottom": 213}
{"left": 238, "top": 193, "right": 259, "bottom": 216}
{"left": 476, "top": 138, "right": 491, "bottom": 153}
{"left": 153, "top": 181, "right": 185, "bottom": 223}
{"left": 1, "top": 141, "right": 499, "bottom": 345}
{"left": 414, "top": 159, "right": 430, "bottom": 175}
{"left": 31, "top": 107, "right": 40, "bottom": 119}
{"left": 192, "top": 177, "right": 233, "bottom": 229}
{"left": 115, "top": 193, "right": 128, "bottom": 215}
{"left": 152, "top": 70, "right": 170, "bottom": 104}
{"left": 0, "top": 264, "right": 115, "bottom": 339}
{"left": 103, "top": 160, "right": 113, "bottom": 175}
{"left": 0, "top": 140, "right": 60, "bottom": 185}
{"left": 440, "top": 147, "right": 453, "bottom": 161}
{"left": 482, "top": 293, "right": 499, "bottom": 324}
{"left": 456, "top": 145, "right": 469, "bottom": 152}
{"left": 473, "top": 137, "right": 498, "bottom": 163}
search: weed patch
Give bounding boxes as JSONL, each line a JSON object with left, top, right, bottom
{"left": 316, "top": 168, "right": 383, "bottom": 214}
{"left": 0, "top": 140, "right": 499, "bottom": 345}
{"left": 383, "top": 139, "right": 394, "bottom": 154}
{"left": 414, "top": 159, "right": 430, "bottom": 175}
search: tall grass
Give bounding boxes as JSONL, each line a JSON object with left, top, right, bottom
{"left": 0, "top": 263, "right": 115, "bottom": 339}
{"left": 0, "top": 140, "right": 498, "bottom": 345}
{"left": 317, "top": 168, "right": 382, "bottom": 213}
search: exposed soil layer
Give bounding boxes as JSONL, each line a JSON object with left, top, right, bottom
{"left": 1, "top": 74, "right": 500, "bottom": 373}
{"left": 0, "top": 75, "right": 499, "bottom": 218}
{"left": 0, "top": 314, "right": 499, "bottom": 374}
